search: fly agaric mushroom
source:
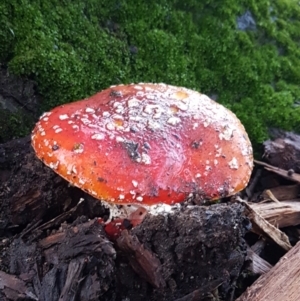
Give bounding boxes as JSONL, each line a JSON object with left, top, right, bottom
{"left": 31, "top": 83, "right": 253, "bottom": 223}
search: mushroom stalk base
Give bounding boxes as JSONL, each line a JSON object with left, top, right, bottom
{"left": 102, "top": 201, "right": 181, "bottom": 223}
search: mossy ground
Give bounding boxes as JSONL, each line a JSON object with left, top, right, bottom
{"left": 1, "top": 0, "right": 300, "bottom": 146}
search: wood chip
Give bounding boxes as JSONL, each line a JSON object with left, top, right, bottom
{"left": 116, "top": 230, "right": 166, "bottom": 288}
{"left": 236, "top": 197, "right": 292, "bottom": 251}
{"left": 261, "top": 184, "right": 300, "bottom": 201}
{"left": 237, "top": 241, "right": 300, "bottom": 301}
{"left": 0, "top": 270, "right": 38, "bottom": 300}
{"left": 254, "top": 160, "right": 300, "bottom": 183}
{"left": 250, "top": 200, "right": 300, "bottom": 228}
{"left": 246, "top": 246, "right": 273, "bottom": 275}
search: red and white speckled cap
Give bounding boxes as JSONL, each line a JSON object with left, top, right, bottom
{"left": 31, "top": 83, "right": 253, "bottom": 206}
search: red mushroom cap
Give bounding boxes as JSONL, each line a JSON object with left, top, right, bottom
{"left": 31, "top": 83, "right": 253, "bottom": 205}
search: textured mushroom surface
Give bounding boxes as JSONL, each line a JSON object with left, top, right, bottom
{"left": 31, "top": 83, "right": 253, "bottom": 205}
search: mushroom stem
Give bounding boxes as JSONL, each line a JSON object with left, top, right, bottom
{"left": 101, "top": 202, "right": 179, "bottom": 239}
{"left": 103, "top": 201, "right": 180, "bottom": 224}
{"left": 102, "top": 202, "right": 147, "bottom": 224}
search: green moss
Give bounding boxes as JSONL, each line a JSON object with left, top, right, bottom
{"left": 1, "top": 0, "right": 300, "bottom": 146}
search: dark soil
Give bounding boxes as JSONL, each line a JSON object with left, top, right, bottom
{"left": 0, "top": 136, "right": 249, "bottom": 301}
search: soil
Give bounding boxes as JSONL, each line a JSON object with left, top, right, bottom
{"left": 0, "top": 136, "right": 249, "bottom": 301}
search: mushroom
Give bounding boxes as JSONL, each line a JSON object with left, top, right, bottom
{"left": 31, "top": 83, "right": 253, "bottom": 234}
